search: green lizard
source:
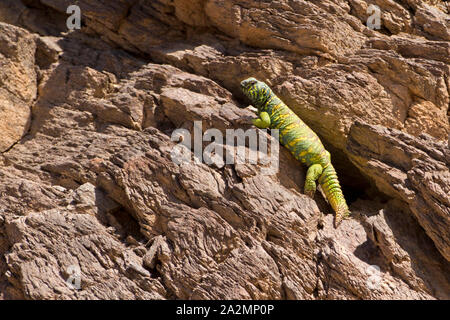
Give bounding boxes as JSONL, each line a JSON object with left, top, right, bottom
{"left": 240, "top": 77, "right": 351, "bottom": 227}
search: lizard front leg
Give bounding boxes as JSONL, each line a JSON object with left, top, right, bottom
{"left": 252, "top": 111, "right": 271, "bottom": 129}
{"left": 304, "top": 164, "right": 323, "bottom": 198}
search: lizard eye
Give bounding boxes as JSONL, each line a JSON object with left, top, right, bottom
{"left": 241, "top": 78, "right": 258, "bottom": 89}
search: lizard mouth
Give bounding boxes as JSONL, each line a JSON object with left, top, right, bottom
{"left": 240, "top": 78, "right": 258, "bottom": 91}
{"left": 240, "top": 80, "right": 250, "bottom": 90}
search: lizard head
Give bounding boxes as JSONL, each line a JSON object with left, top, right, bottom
{"left": 240, "top": 77, "right": 272, "bottom": 110}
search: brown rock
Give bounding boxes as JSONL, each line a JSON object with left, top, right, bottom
{"left": 347, "top": 121, "right": 450, "bottom": 261}
{"left": 0, "top": 23, "right": 36, "bottom": 152}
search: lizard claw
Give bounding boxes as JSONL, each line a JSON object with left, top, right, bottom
{"left": 304, "top": 189, "right": 315, "bottom": 199}
{"left": 236, "top": 117, "right": 253, "bottom": 125}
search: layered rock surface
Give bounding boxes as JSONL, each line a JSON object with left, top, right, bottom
{"left": 0, "top": 0, "right": 448, "bottom": 299}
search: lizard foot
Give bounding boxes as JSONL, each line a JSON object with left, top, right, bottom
{"left": 304, "top": 189, "right": 315, "bottom": 199}
{"left": 235, "top": 116, "right": 254, "bottom": 125}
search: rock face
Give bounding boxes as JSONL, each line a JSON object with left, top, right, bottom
{"left": 347, "top": 121, "right": 450, "bottom": 262}
{"left": 0, "top": 23, "right": 35, "bottom": 152}
{"left": 0, "top": 0, "right": 449, "bottom": 300}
